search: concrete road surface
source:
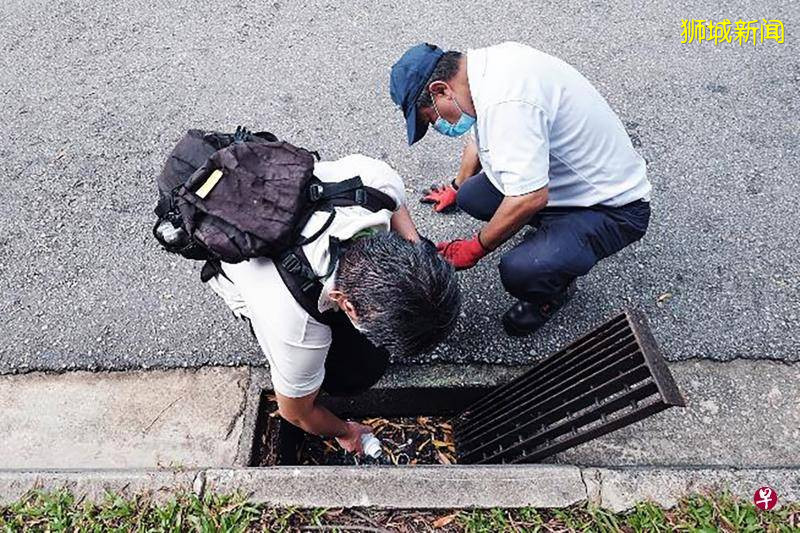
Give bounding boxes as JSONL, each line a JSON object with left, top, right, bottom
{"left": 1, "top": 0, "right": 798, "bottom": 372}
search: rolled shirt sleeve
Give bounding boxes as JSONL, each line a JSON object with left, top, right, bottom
{"left": 245, "top": 284, "right": 332, "bottom": 398}
{"left": 482, "top": 101, "right": 551, "bottom": 196}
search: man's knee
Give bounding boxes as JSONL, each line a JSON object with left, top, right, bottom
{"left": 498, "top": 251, "right": 547, "bottom": 298}
{"left": 499, "top": 246, "right": 590, "bottom": 300}
{"left": 456, "top": 188, "right": 485, "bottom": 220}
{"left": 456, "top": 176, "right": 499, "bottom": 221}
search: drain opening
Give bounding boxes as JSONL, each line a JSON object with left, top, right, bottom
{"left": 251, "top": 386, "right": 490, "bottom": 466}
{"left": 250, "top": 309, "right": 684, "bottom": 466}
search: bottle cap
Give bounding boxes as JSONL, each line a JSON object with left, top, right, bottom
{"left": 361, "top": 433, "right": 382, "bottom": 458}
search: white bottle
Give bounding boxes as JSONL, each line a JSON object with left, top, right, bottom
{"left": 360, "top": 433, "right": 382, "bottom": 458}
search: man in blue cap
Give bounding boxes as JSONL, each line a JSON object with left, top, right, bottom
{"left": 390, "top": 42, "right": 652, "bottom": 336}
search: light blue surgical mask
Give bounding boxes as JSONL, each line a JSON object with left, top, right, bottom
{"left": 432, "top": 96, "right": 476, "bottom": 137}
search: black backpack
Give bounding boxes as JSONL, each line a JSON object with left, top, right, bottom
{"left": 153, "top": 127, "right": 396, "bottom": 323}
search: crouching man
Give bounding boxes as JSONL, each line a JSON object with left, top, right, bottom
{"left": 391, "top": 42, "right": 651, "bottom": 336}
{"left": 206, "top": 154, "right": 461, "bottom": 454}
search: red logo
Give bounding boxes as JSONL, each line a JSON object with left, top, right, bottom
{"left": 754, "top": 486, "right": 778, "bottom": 510}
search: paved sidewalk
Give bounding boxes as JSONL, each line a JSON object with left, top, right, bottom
{"left": 0, "top": 367, "right": 252, "bottom": 469}
{"left": 2, "top": 361, "right": 797, "bottom": 470}
{"left": 0, "top": 360, "right": 797, "bottom": 510}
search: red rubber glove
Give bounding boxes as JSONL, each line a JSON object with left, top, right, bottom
{"left": 420, "top": 182, "right": 458, "bottom": 212}
{"left": 436, "top": 234, "right": 489, "bottom": 270}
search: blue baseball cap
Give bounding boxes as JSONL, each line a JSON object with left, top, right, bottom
{"left": 390, "top": 43, "right": 444, "bottom": 145}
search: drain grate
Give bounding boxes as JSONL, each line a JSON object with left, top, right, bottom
{"left": 454, "top": 309, "right": 685, "bottom": 464}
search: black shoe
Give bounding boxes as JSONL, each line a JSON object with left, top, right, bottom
{"left": 502, "top": 282, "right": 577, "bottom": 337}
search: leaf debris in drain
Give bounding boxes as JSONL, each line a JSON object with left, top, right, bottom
{"left": 299, "top": 416, "right": 458, "bottom": 465}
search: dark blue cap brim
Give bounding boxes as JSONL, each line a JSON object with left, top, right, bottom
{"left": 406, "top": 104, "right": 429, "bottom": 145}
{"left": 390, "top": 43, "right": 444, "bottom": 145}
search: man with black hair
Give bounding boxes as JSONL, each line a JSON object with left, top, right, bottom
{"left": 390, "top": 42, "right": 651, "bottom": 336}
{"left": 208, "top": 154, "right": 460, "bottom": 454}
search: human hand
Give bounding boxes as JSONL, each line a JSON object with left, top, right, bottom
{"left": 335, "top": 421, "right": 373, "bottom": 455}
{"left": 420, "top": 182, "right": 458, "bottom": 213}
{"left": 436, "top": 234, "right": 489, "bottom": 270}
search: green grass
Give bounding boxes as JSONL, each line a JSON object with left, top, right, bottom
{"left": 0, "top": 489, "right": 797, "bottom": 532}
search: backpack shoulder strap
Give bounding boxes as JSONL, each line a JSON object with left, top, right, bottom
{"left": 294, "top": 176, "right": 397, "bottom": 248}
{"left": 200, "top": 259, "right": 232, "bottom": 284}
{"left": 310, "top": 176, "right": 397, "bottom": 213}
{"left": 274, "top": 239, "right": 346, "bottom": 325}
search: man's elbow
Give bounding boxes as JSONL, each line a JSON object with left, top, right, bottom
{"left": 277, "top": 400, "right": 315, "bottom": 429}
{"left": 533, "top": 186, "right": 548, "bottom": 208}
{"left": 279, "top": 409, "right": 301, "bottom": 424}
{"left": 516, "top": 186, "right": 548, "bottom": 213}
{"left": 280, "top": 410, "right": 312, "bottom": 432}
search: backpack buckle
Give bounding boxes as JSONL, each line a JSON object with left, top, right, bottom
{"left": 354, "top": 188, "right": 367, "bottom": 205}
{"left": 308, "top": 183, "right": 325, "bottom": 202}
{"left": 281, "top": 253, "right": 302, "bottom": 274}
{"left": 233, "top": 125, "right": 251, "bottom": 144}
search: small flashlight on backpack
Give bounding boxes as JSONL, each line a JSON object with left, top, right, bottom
{"left": 155, "top": 219, "right": 188, "bottom": 247}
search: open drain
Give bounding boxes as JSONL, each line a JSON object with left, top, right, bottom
{"left": 252, "top": 386, "right": 489, "bottom": 466}
{"left": 454, "top": 308, "right": 685, "bottom": 464}
{"left": 259, "top": 411, "right": 459, "bottom": 466}
{"left": 251, "top": 309, "right": 684, "bottom": 466}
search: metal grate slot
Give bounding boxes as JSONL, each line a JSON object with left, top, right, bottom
{"left": 455, "top": 337, "right": 640, "bottom": 441}
{"left": 457, "top": 360, "right": 652, "bottom": 459}
{"left": 454, "top": 309, "right": 685, "bottom": 464}
{"left": 461, "top": 314, "right": 630, "bottom": 417}
{"left": 456, "top": 320, "right": 633, "bottom": 430}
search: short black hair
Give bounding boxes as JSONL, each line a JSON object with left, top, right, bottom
{"left": 336, "top": 232, "right": 461, "bottom": 358}
{"left": 415, "top": 50, "right": 463, "bottom": 109}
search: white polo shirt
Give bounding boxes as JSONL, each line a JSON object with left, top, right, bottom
{"left": 467, "top": 42, "right": 651, "bottom": 206}
{"left": 206, "top": 154, "right": 406, "bottom": 398}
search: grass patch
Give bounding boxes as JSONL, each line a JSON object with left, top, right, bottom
{"left": 0, "top": 489, "right": 797, "bottom": 532}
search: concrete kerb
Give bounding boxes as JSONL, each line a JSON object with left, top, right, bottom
{"left": 204, "top": 465, "right": 586, "bottom": 508}
{"left": 583, "top": 467, "right": 800, "bottom": 513}
{"left": 234, "top": 366, "right": 271, "bottom": 467}
{"left": 0, "top": 366, "right": 253, "bottom": 470}
{"left": 0, "top": 469, "right": 200, "bottom": 506}
{"left": 2, "top": 361, "right": 799, "bottom": 510}
{"left": 0, "top": 363, "right": 530, "bottom": 472}
{"left": 1, "top": 466, "right": 798, "bottom": 511}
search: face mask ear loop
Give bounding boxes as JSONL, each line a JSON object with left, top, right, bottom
{"left": 451, "top": 95, "right": 466, "bottom": 116}
{"left": 433, "top": 89, "right": 469, "bottom": 126}
{"left": 431, "top": 93, "right": 443, "bottom": 121}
